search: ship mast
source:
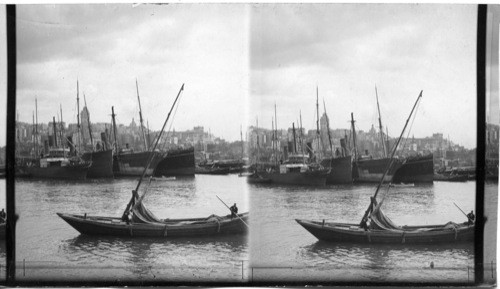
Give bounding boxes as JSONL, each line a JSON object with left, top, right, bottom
{"left": 299, "top": 111, "right": 306, "bottom": 164}
{"left": 31, "top": 112, "right": 34, "bottom": 157}
{"left": 316, "top": 86, "right": 321, "bottom": 160}
{"left": 240, "top": 124, "right": 244, "bottom": 160}
{"left": 323, "top": 99, "right": 334, "bottom": 157}
{"left": 52, "top": 116, "right": 58, "bottom": 148}
{"left": 35, "top": 98, "right": 38, "bottom": 157}
{"left": 375, "top": 85, "right": 387, "bottom": 157}
{"left": 292, "top": 122, "right": 297, "bottom": 154}
{"left": 274, "top": 103, "right": 279, "bottom": 165}
{"left": 60, "top": 104, "right": 66, "bottom": 157}
{"left": 111, "top": 106, "right": 119, "bottom": 153}
{"left": 83, "top": 94, "right": 94, "bottom": 150}
{"left": 350, "top": 112, "right": 358, "bottom": 162}
{"left": 135, "top": 79, "right": 149, "bottom": 151}
{"left": 76, "top": 80, "right": 82, "bottom": 154}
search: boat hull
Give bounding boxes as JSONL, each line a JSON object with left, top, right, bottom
{"left": 57, "top": 212, "right": 248, "bottom": 238}
{"left": 392, "top": 154, "right": 434, "bottom": 183}
{"left": 321, "top": 156, "right": 352, "bottom": 184}
{"left": 296, "top": 219, "right": 474, "bottom": 244}
{"left": 259, "top": 170, "right": 327, "bottom": 186}
{"left": 113, "top": 151, "right": 162, "bottom": 177}
{"left": 23, "top": 164, "right": 89, "bottom": 180}
{"left": 81, "top": 149, "right": 114, "bottom": 178}
{"left": 153, "top": 147, "right": 195, "bottom": 177}
{"left": 353, "top": 158, "right": 402, "bottom": 183}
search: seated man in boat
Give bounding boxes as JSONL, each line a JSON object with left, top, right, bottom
{"left": 360, "top": 217, "right": 369, "bottom": 231}
{"left": 230, "top": 203, "right": 238, "bottom": 219}
{"left": 466, "top": 210, "right": 475, "bottom": 225}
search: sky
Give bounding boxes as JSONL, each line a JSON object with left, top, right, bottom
{"left": 250, "top": 4, "right": 479, "bottom": 149}
{"left": 16, "top": 4, "right": 249, "bottom": 143}
{"left": 4, "top": 4, "right": 499, "bottom": 148}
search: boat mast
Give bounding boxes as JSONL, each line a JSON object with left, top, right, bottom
{"left": 299, "top": 112, "right": 306, "bottom": 164}
{"left": 76, "top": 80, "right": 82, "bottom": 154}
{"left": 292, "top": 122, "right": 297, "bottom": 154}
{"left": 360, "top": 91, "right": 423, "bottom": 223}
{"left": 52, "top": 116, "right": 58, "bottom": 148}
{"left": 240, "top": 124, "right": 244, "bottom": 160}
{"left": 111, "top": 106, "right": 119, "bottom": 153}
{"left": 147, "top": 120, "right": 151, "bottom": 150}
{"left": 135, "top": 79, "right": 149, "bottom": 151}
{"left": 122, "top": 84, "right": 185, "bottom": 217}
{"left": 316, "top": 86, "right": 321, "bottom": 160}
{"left": 83, "top": 94, "right": 94, "bottom": 150}
{"left": 323, "top": 99, "right": 334, "bottom": 157}
{"left": 60, "top": 104, "right": 66, "bottom": 157}
{"left": 350, "top": 112, "right": 358, "bottom": 162}
{"left": 31, "top": 112, "right": 35, "bottom": 157}
{"left": 274, "top": 102, "right": 279, "bottom": 165}
{"left": 375, "top": 85, "right": 387, "bottom": 157}
{"left": 35, "top": 98, "right": 38, "bottom": 157}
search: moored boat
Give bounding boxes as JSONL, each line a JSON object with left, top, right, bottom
{"left": 153, "top": 147, "right": 195, "bottom": 177}
{"left": 81, "top": 149, "right": 114, "bottom": 178}
{"left": 113, "top": 150, "right": 162, "bottom": 177}
{"left": 23, "top": 148, "right": 90, "bottom": 180}
{"left": 353, "top": 157, "right": 402, "bottom": 183}
{"left": 58, "top": 84, "right": 249, "bottom": 239}
{"left": 320, "top": 156, "right": 352, "bottom": 184}
{"left": 58, "top": 211, "right": 248, "bottom": 238}
{"left": 392, "top": 154, "right": 434, "bottom": 183}
{"left": 296, "top": 91, "right": 473, "bottom": 245}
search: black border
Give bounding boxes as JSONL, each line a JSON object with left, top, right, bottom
{"left": 3, "top": 3, "right": 491, "bottom": 287}
{"left": 5, "top": 4, "right": 16, "bottom": 286}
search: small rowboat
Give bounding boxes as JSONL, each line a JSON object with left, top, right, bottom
{"left": 58, "top": 212, "right": 248, "bottom": 238}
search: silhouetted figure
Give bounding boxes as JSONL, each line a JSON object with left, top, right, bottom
{"left": 0, "top": 209, "right": 5, "bottom": 224}
{"left": 230, "top": 203, "right": 238, "bottom": 219}
{"left": 466, "top": 210, "right": 475, "bottom": 225}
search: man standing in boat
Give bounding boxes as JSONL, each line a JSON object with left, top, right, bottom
{"left": 230, "top": 203, "right": 238, "bottom": 219}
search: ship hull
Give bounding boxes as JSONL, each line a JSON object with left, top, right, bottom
{"left": 392, "top": 154, "right": 434, "bottom": 183}
{"left": 353, "top": 158, "right": 402, "bottom": 183}
{"left": 113, "top": 151, "right": 162, "bottom": 177}
{"left": 153, "top": 147, "right": 195, "bottom": 177}
{"left": 321, "top": 156, "right": 353, "bottom": 184}
{"left": 260, "top": 170, "right": 328, "bottom": 186}
{"left": 24, "top": 164, "right": 89, "bottom": 180}
{"left": 81, "top": 149, "right": 114, "bottom": 178}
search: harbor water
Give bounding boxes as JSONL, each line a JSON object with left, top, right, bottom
{"left": 15, "top": 175, "right": 248, "bottom": 282}
{"left": 7, "top": 176, "right": 498, "bottom": 283}
{"left": 249, "top": 181, "right": 480, "bottom": 283}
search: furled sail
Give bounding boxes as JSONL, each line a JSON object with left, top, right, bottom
{"left": 369, "top": 197, "right": 402, "bottom": 230}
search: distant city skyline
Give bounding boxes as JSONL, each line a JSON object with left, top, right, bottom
{"left": 3, "top": 4, "right": 499, "bottom": 149}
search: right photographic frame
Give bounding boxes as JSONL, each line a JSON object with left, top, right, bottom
{"left": 247, "top": 3, "right": 496, "bottom": 285}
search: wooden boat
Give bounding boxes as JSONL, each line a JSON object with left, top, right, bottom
{"left": 58, "top": 84, "right": 249, "bottom": 239}
{"left": 57, "top": 211, "right": 248, "bottom": 238}
{"left": 295, "top": 218, "right": 474, "bottom": 244}
{"left": 296, "top": 91, "right": 474, "bottom": 245}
